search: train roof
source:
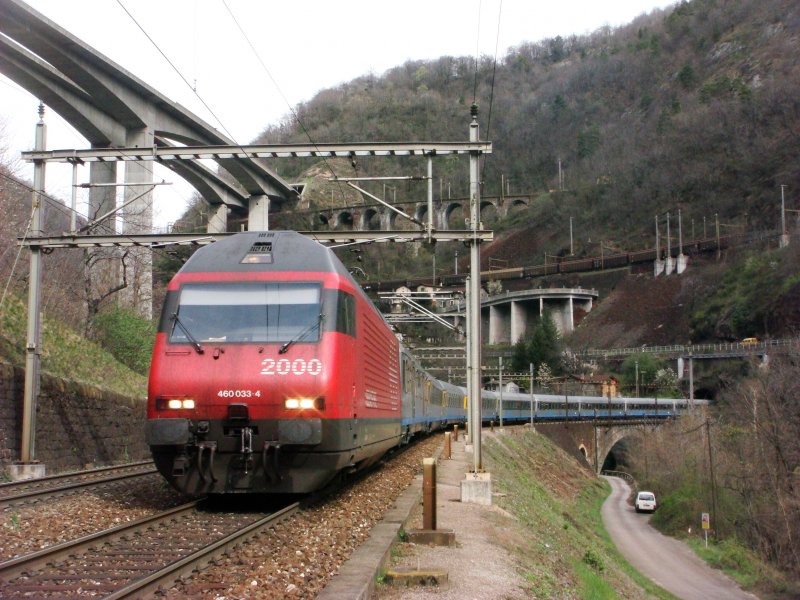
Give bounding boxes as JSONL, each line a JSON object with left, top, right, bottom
{"left": 177, "top": 231, "right": 355, "bottom": 281}
{"left": 430, "top": 377, "right": 705, "bottom": 405}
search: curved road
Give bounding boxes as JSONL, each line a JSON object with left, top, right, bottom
{"left": 601, "top": 476, "right": 757, "bottom": 600}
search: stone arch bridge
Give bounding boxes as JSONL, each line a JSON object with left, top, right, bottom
{"left": 314, "top": 194, "right": 532, "bottom": 231}
{"left": 533, "top": 419, "right": 680, "bottom": 475}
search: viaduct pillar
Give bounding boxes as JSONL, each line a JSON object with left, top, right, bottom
{"left": 119, "top": 129, "right": 154, "bottom": 319}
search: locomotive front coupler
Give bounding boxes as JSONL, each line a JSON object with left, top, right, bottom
{"left": 240, "top": 427, "right": 254, "bottom": 474}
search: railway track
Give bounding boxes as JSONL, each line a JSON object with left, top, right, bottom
{"left": 0, "top": 499, "right": 298, "bottom": 598}
{"left": 0, "top": 461, "right": 158, "bottom": 509}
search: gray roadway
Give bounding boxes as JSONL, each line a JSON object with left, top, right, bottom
{"left": 601, "top": 475, "right": 758, "bottom": 600}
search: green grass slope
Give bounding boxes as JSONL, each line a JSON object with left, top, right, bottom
{"left": 0, "top": 293, "right": 147, "bottom": 398}
{"left": 484, "top": 430, "right": 677, "bottom": 599}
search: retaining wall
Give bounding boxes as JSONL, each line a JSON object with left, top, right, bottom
{"left": 0, "top": 362, "right": 149, "bottom": 475}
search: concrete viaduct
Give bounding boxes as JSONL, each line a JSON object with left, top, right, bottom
{"left": 440, "top": 288, "right": 598, "bottom": 343}
{"left": 481, "top": 288, "right": 597, "bottom": 342}
{"left": 0, "top": 0, "right": 298, "bottom": 315}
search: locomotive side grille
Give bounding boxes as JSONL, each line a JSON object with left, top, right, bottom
{"left": 248, "top": 242, "right": 273, "bottom": 253}
{"left": 362, "top": 312, "right": 400, "bottom": 411}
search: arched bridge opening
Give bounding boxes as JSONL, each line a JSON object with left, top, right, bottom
{"left": 480, "top": 200, "right": 499, "bottom": 226}
{"left": 336, "top": 211, "right": 354, "bottom": 230}
{"left": 602, "top": 437, "right": 633, "bottom": 472}
{"left": 444, "top": 202, "right": 465, "bottom": 229}
{"left": 507, "top": 197, "right": 529, "bottom": 216}
{"left": 361, "top": 208, "right": 382, "bottom": 230}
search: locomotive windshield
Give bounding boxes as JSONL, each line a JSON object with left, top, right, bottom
{"left": 170, "top": 282, "right": 322, "bottom": 344}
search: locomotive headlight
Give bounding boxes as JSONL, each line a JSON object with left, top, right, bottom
{"left": 284, "top": 397, "right": 323, "bottom": 410}
{"left": 158, "top": 398, "right": 195, "bottom": 410}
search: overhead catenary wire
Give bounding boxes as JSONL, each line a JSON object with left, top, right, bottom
{"left": 116, "top": 0, "right": 240, "bottom": 147}
{"left": 110, "top": 1, "right": 258, "bottom": 232}
{"left": 678, "top": 419, "right": 712, "bottom": 436}
{"left": 0, "top": 201, "right": 36, "bottom": 313}
{"left": 484, "top": 1, "right": 503, "bottom": 145}
{"left": 0, "top": 170, "right": 81, "bottom": 223}
{"left": 481, "top": 0, "right": 503, "bottom": 185}
{"left": 220, "top": 1, "right": 347, "bottom": 205}
{"left": 0, "top": 170, "right": 143, "bottom": 236}
{"left": 472, "top": 0, "right": 482, "bottom": 106}
{"left": 118, "top": 0, "right": 341, "bottom": 222}
{"left": 0, "top": 172, "right": 187, "bottom": 270}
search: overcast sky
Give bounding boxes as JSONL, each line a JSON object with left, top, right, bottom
{"left": 0, "top": 0, "right": 676, "bottom": 226}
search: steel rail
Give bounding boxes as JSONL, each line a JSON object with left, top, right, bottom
{"left": 107, "top": 502, "right": 299, "bottom": 599}
{"left": 0, "top": 502, "right": 200, "bottom": 578}
{"left": 0, "top": 467, "right": 158, "bottom": 508}
{"left": 0, "top": 460, "right": 153, "bottom": 493}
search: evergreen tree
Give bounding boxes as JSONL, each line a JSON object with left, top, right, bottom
{"left": 510, "top": 313, "right": 562, "bottom": 374}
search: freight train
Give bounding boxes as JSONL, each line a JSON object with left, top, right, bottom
{"left": 146, "top": 231, "right": 698, "bottom": 496}
{"left": 364, "top": 229, "right": 772, "bottom": 292}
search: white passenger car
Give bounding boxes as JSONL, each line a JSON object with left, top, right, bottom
{"left": 635, "top": 491, "right": 657, "bottom": 513}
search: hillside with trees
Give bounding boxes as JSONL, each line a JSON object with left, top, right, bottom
{"left": 260, "top": 0, "right": 798, "bottom": 257}
{"left": 251, "top": 0, "right": 800, "bottom": 350}
{"left": 174, "top": 4, "right": 800, "bottom": 582}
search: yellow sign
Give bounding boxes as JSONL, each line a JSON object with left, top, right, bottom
{"left": 701, "top": 512, "right": 710, "bottom": 530}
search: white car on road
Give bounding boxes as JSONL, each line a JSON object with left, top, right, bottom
{"left": 635, "top": 491, "right": 657, "bottom": 513}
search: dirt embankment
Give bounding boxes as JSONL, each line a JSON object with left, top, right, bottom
{"left": 563, "top": 257, "right": 728, "bottom": 349}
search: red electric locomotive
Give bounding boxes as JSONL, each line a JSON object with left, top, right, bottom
{"left": 146, "top": 231, "right": 402, "bottom": 494}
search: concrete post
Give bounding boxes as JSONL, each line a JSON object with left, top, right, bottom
{"left": 248, "top": 194, "right": 270, "bottom": 230}
{"left": 654, "top": 214, "right": 664, "bottom": 276}
{"left": 120, "top": 129, "right": 155, "bottom": 319}
{"left": 444, "top": 432, "right": 452, "bottom": 459}
{"left": 207, "top": 203, "right": 229, "bottom": 233}
{"left": 88, "top": 161, "right": 117, "bottom": 232}
{"left": 780, "top": 185, "right": 789, "bottom": 248}
{"left": 677, "top": 209, "right": 688, "bottom": 274}
{"left": 568, "top": 296, "right": 575, "bottom": 333}
{"left": 489, "top": 305, "right": 507, "bottom": 344}
{"left": 86, "top": 159, "right": 120, "bottom": 319}
{"left": 665, "top": 212, "right": 674, "bottom": 275}
{"left": 510, "top": 300, "right": 526, "bottom": 343}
